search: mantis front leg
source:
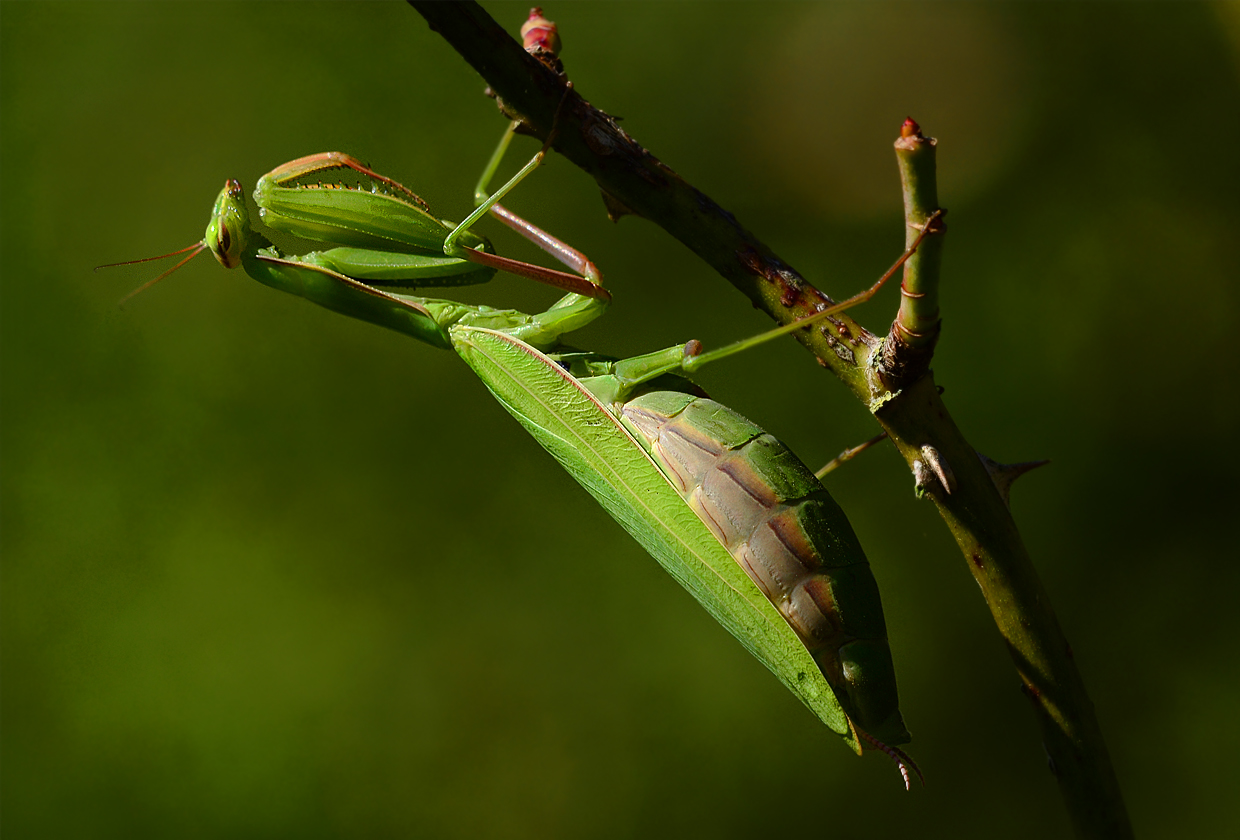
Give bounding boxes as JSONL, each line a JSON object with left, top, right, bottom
{"left": 101, "top": 103, "right": 610, "bottom": 346}
{"left": 255, "top": 140, "right": 607, "bottom": 301}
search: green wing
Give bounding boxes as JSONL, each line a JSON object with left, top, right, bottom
{"left": 452, "top": 326, "right": 859, "bottom": 753}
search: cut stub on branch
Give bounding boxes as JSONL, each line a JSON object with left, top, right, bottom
{"left": 878, "top": 118, "right": 947, "bottom": 391}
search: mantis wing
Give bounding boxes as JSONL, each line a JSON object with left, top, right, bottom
{"left": 452, "top": 326, "right": 860, "bottom": 753}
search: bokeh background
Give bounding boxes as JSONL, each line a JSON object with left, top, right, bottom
{"left": 3, "top": 2, "right": 1237, "bottom": 837}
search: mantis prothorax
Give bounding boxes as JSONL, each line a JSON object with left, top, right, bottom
{"left": 106, "top": 105, "right": 939, "bottom": 785}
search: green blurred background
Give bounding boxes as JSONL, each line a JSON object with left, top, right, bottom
{"left": 3, "top": 2, "right": 1237, "bottom": 837}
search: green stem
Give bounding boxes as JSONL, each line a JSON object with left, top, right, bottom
{"left": 880, "top": 119, "right": 946, "bottom": 387}
{"left": 875, "top": 376, "right": 1132, "bottom": 839}
{"left": 896, "top": 120, "right": 944, "bottom": 341}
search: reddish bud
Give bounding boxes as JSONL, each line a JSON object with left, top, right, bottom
{"left": 521, "top": 8, "right": 561, "bottom": 57}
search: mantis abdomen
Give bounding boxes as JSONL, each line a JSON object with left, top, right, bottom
{"left": 621, "top": 390, "right": 905, "bottom": 743}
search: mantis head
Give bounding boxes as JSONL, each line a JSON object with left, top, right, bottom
{"left": 204, "top": 179, "right": 252, "bottom": 269}
{"left": 100, "top": 178, "right": 256, "bottom": 305}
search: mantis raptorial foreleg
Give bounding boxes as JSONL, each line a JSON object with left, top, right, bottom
{"left": 100, "top": 90, "right": 609, "bottom": 315}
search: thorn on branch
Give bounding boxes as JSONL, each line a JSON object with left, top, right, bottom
{"left": 912, "top": 448, "right": 954, "bottom": 498}
{"left": 977, "top": 452, "right": 1051, "bottom": 506}
{"left": 920, "top": 444, "right": 955, "bottom": 494}
{"left": 600, "top": 189, "right": 637, "bottom": 222}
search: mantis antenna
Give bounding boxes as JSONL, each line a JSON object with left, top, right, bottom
{"left": 96, "top": 242, "right": 208, "bottom": 306}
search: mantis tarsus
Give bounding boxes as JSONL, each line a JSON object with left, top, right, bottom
{"left": 104, "top": 108, "right": 939, "bottom": 786}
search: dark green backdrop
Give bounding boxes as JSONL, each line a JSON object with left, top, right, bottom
{"left": 3, "top": 2, "right": 1237, "bottom": 837}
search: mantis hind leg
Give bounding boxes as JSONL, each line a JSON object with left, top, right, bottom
{"left": 682, "top": 209, "right": 946, "bottom": 374}
{"left": 581, "top": 210, "right": 948, "bottom": 403}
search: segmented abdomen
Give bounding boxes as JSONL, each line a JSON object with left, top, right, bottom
{"left": 621, "top": 390, "right": 906, "bottom": 743}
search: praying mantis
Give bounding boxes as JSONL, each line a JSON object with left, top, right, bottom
{"left": 104, "top": 110, "right": 938, "bottom": 785}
